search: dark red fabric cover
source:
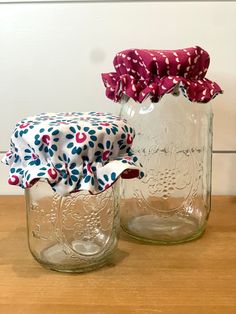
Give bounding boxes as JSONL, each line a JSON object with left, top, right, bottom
{"left": 102, "top": 46, "right": 222, "bottom": 103}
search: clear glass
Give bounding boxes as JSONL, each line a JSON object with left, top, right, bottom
{"left": 25, "top": 180, "right": 120, "bottom": 272}
{"left": 120, "top": 94, "right": 213, "bottom": 244}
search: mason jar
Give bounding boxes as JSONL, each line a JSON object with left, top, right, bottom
{"left": 102, "top": 46, "right": 222, "bottom": 244}
{"left": 3, "top": 111, "right": 143, "bottom": 271}
{"left": 119, "top": 94, "right": 213, "bottom": 244}
{"left": 25, "top": 179, "right": 120, "bottom": 272}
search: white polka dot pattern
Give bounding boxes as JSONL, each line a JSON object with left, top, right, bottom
{"left": 102, "top": 46, "right": 222, "bottom": 103}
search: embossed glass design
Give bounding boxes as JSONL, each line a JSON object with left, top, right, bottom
{"left": 120, "top": 94, "right": 213, "bottom": 244}
{"left": 25, "top": 180, "right": 120, "bottom": 272}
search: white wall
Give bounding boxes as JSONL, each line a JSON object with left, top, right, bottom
{"left": 0, "top": 1, "right": 235, "bottom": 194}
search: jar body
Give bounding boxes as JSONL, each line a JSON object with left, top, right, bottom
{"left": 120, "top": 95, "right": 213, "bottom": 244}
{"left": 25, "top": 180, "right": 120, "bottom": 272}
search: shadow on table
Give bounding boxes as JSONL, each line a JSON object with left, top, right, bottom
{"left": 0, "top": 227, "right": 129, "bottom": 278}
{"left": 119, "top": 228, "right": 207, "bottom": 246}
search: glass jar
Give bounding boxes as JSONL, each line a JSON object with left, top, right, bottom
{"left": 120, "top": 94, "right": 213, "bottom": 244}
{"left": 25, "top": 179, "right": 120, "bottom": 272}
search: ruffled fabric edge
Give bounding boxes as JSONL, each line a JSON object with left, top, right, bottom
{"left": 101, "top": 73, "right": 223, "bottom": 103}
{"left": 1, "top": 151, "right": 144, "bottom": 196}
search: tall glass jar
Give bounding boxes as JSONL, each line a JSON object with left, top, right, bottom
{"left": 120, "top": 94, "right": 213, "bottom": 244}
{"left": 102, "top": 46, "right": 222, "bottom": 244}
{"left": 25, "top": 179, "right": 120, "bottom": 272}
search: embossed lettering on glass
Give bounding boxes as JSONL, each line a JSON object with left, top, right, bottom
{"left": 102, "top": 46, "right": 222, "bottom": 244}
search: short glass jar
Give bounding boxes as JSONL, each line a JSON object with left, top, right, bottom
{"left": 25, "top": 179, "right": 120, "bottom": 272}
{"left": 120, "top": 94, "right": 213, "bottom": 244}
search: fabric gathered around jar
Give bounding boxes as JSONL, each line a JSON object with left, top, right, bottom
{"left": 2, "top": 112, "right": 143, "bottom": 272}
{"left": 102, "top": 46, "right": 223, "bottom": 244}
{"left": 2, "top": 111, "right": 144, "bottom": 195}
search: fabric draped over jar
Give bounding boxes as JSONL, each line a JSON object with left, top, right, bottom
{"left": 2, "top": 112, "right": 144, "bottom": 196}
{"left": 102, "top": 46, "right": 222, "bottom": 103}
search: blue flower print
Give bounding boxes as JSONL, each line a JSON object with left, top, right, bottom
{"left": 54, "top": 154, "right": 80, "bottom": 186}
{"left": 118, "top": 125, "right": 134, "bottom": 151}
{"left": 8, "top": 167, "right": 24, "bottom": 187}
{"left": 24, "top": 148, "right": 41, "bottom": 166}
{"left": 94, "top": 140, "right": 114, "bottom": 163}
{"left": 76, "top": 156, "right": 96, "bottom": 187}
{"left": 34, "top": 127, "right": 59, "bottom": 157}
{"left": 88, "top": 114, "right": 120, "bottom": 135}
{"left": 98, "top": 172, "right": 117, "bottom": 191}
{"left": 14, "top": 122, "right": 35, "bottom": 138}
{"left": 36, "top": 164, "right": 59, "bottom": 184}
{"left": 7, "top": 141, "right": 20, "bottom": 163}
{"left": 66, "top": 125, "right": 97, "bottom": 155}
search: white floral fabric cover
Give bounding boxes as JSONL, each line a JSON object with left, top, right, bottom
{"left": 2, "top": 112, "right": 144, "bottom": 195}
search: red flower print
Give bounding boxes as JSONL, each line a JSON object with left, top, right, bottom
{"left": 80, "top": 117, "right": 90, "bottom": 121}
{"left": 8, "top": 175, "right": 19, "bottom": 185}
{"left": 42, "top": 134, "right": 50, "bottom": 145}
{"left": 65, "top": 163, "right": 70, "bottom": 176}
{"left": 25, "top": 182, "right": 31, "bottom": 188}
{"left": 87, "top": 163, "right": 93, "bottom": 174}
{"left": 105, "top": 183, "right": 111, "bottom": 190}
{"left": 48, "top": 168, "right": 58, "bottom": 180}
{"left": 19, "top": 123, "right": 30, "bottom": 129}
{"left": 102, "top": 150, "right": 110, "bottom": 161}
{"left": 127, "top": 134, "right": 133, "bottom": 144}
{"left": 124, "top": 156, "right": 132, "bottom": 161}
{"left": 76, "top": 132, "right": 87, "bottom": 143}
{"left": 32, "top": 153, "right": 38, "bottom": 160}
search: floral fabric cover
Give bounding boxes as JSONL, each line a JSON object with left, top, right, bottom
{"left": 102, "top": 46, "right": 222, "bottom": 103}
{"left": 2, "top": 112, "right": 144, "bottom": 196}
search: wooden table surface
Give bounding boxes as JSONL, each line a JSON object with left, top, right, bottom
{"left": 0, "top": 196, "right": 236, "bottom": 314}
